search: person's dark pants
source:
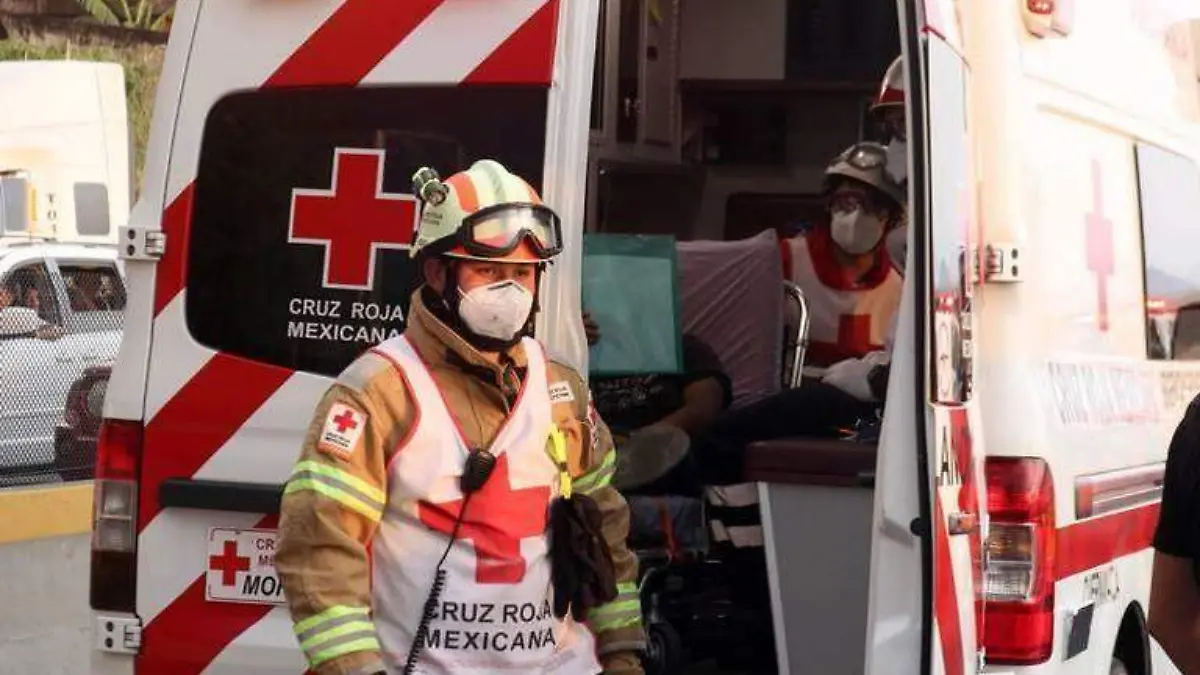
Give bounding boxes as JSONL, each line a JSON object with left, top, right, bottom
{"left": 632, "top": 377, "right": 878, "bottom": 496}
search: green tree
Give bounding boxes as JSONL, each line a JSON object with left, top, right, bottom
{"left": 75, "top": 0, "right": 171, "bottom": 31}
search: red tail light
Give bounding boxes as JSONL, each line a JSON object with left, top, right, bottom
{"left": 90, "top": 419, "right": 143, "bottom": 613}
{"left": 981, "top": 457, "right": 1056, "bottom": 664}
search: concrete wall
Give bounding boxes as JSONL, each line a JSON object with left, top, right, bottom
{"left": 0, "top": 483, "right": 93, "bottom": 675}
{"left": 0, "top": 533, "right": 90, "bottom": 675}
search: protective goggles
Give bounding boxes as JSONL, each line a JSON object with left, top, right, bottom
{"left": 455, "top": 202, "right": 564, "bottom": 259}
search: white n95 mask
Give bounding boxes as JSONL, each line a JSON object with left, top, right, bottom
{"left": 830, "top": 209, "right": 886, "bottom": 255}
{"left": 458, "top": 280, "right": 534, "bottom": 341}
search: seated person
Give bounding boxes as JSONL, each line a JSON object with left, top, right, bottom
{"left": 583, "top": 310, "right": 732, "bottom": 495}
{"left": 693, "top": 143, "right": 907, "bottom": 485}
{"left": 0, "top": 283, "right": 62, "bottom": 341}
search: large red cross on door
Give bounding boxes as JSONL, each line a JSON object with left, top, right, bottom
{"left": 289, "top": 148, "right": 420, "bottom": 291}
{"left": 1085, "top": 159, "right": 1114, "bottom": 332}
{"left": 418, "top": 454, "right": 550, "bottom": 585}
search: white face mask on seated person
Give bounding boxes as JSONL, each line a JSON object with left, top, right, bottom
{"left": 830, "top": 208, "right": 886, "bottom": 256}
{"left": 457, "top": 279, "right": 535, "bottom": 341}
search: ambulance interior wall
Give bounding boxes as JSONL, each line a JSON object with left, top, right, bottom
{"left": 598, "top": 94, "right": 868, "bottom": 241}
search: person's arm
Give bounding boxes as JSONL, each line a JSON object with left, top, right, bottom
{"left": 276, "top": 369, "right": 397, "bottom": 675}
{"left": 1148, "top": 398, "right": 1200, "bottom": 672}
{"left": 559, "top": 369, "right": 644, "bottom": 674}
{"left": 658, "top": 335, "right": 732, "bottom": 438}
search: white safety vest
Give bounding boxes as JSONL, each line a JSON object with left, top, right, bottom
{"left": 784, "top": 234, "right": 902, "bottom": 374}
{"left": 369, "top": 336, "right": 600, "bottom": 675}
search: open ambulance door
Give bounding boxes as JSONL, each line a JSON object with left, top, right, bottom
{"left": 864, "top": 1, "right": 986, "bottom": 674}
{"left": 95, "top": 1, "right": 595, "bottom": 674}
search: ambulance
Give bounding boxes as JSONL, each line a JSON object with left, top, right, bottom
{"left": 88, "top": 0, "right": 1200, "bottom": 673}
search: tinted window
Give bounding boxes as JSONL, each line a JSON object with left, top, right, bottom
{"left": 74, "top": 183, "right": 112, "bottom": 236}
{"left": 0, "top": 176, "right": 31, "bottom": 234}
{"left": 59, "top": 263, "right": 126, "bottom": 313}
{"left": 1136, "top": 142, "right": 1200, "bottom": 360}
{"left": 186, "top": 86, "right": 549, "bottom": 376}
{"left": 2, "top": 261, "right": 60, "bottom": 325}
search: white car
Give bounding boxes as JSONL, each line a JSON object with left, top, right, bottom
{"left": 0, "top": 240, "right": 124, "bottom": 482}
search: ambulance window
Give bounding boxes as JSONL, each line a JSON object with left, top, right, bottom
{"left": 185, "top": 86, "right": 549, "bottom": 377}
{"left": 1134, "top": 142, "right": 1200, "bottom": 360}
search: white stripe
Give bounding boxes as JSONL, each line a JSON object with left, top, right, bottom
{"left": 145, "top": 291, "right": 215, "bottom": 421}
{"left": 163, "top": 0, "right": 344, "bottom": 200}
{"left": 194, "top": 372, "right": 331, "bottom": 483}
{"left": 360, "top": 0, "right": 548, "bottom": 84}
{"left": 201, "top": 607, "right": 307, "bottom": 675}
{"left": 705, "top": 483, "right": 760, "bottom": 508}
{"left": 137, "top": 509, "right": 264, "bottom": 625}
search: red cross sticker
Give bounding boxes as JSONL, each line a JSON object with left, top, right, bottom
{"left": 1085, "top": 159, "right": 1114, "bottom": 332}
{"left": 333, "top": 409, "right": 359, "bottom": 434}
{"left": 208, "top": 540, "right": 250, "bottom": 587}
{"left": 418, "top": 454, "right": 550, "bottom": 585}
{"left": 289, "top": 148, "right": 420, "bottom": 291}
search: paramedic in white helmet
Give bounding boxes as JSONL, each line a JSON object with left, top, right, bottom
{"left": 780, "top": 141, "right": 905, "bottom": 380}
{"left": 275, "top": 159, "right": 645, "bottom": 675}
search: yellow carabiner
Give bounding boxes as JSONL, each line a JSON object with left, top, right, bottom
{"left": 548, "top": 426, "right": 572, "bottom": 500}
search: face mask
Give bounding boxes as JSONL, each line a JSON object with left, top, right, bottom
{"left": 885, "top": 139, "right": 908, "bottom": 184}
{"left": 830, "top": 208, "right": 886, "bottom": 255}
{"left": 457, "top": 280, "right": 534, "bottom": 341}
{"left": 885, "top": 224, "right": 908, "bottom": 276}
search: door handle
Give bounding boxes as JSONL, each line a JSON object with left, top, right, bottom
{"left": 947, "top": 511, "right": 978, "bottom": 536}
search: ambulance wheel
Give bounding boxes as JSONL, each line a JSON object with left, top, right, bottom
{"left": 641, "top": 621, "right": 683, "bottom": 675}
{"left": 1110, "top": 657, "right": 1130, "bottom": 675}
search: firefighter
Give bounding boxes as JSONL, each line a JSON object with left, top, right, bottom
{"left": 275, "top": 159, "right": 645, "bottom": 675}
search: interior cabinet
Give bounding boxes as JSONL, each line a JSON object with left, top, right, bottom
{"left": 590, "top": 0, "right": 680, "bottom": 159}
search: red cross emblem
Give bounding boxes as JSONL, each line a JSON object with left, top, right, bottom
{"left": 289, "top": 148, "right": 420, "bottom": 291}
{"left": 838, "top": 314, "right": 877, "bottom": 356}
{"left": 208, "top": 540, "right": 250, "bottom": 587}
{"left": 333, "top": 409, "right": 359, "bottom": 434}
{"left": 1085, "top": 159, "right": 1114, "bottom": 332}
{"left": 418, "top": 454, "right": 550, "bottom": 585}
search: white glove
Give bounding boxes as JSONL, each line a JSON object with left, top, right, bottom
{"left": 821, "top": 352, "right": 890, "bottom": 402}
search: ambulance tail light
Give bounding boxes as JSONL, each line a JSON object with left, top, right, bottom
{"left": 982, "top": 457, "right": 1056, "bottom": 665}
{"left": 89, "top": 419, "right": 142, "bottom": 613}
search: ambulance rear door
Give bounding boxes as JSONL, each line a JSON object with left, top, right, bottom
{"left": 128, "top": 1, "right": 592, "bottom": 672}
{"left": 865, "top": 1, "right": 987, "bottom": 674}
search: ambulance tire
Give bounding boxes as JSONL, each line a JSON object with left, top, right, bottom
{"left": 1109, "top": 657, "right": 1130, "bottom": 675}
{"left": 641, "top": 621, "right": 683, "bottom": 675}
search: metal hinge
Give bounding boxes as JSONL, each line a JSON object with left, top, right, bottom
{"left": 94, "top": 615, "right": 142, "bottom": 655}
{"left": 983, "top": 243, "right": 1021, "bottom": 283}
{"left": 118, "top": 225, "right": 166, "bottom": 261}
{"left": 976, "top": 647, "right": 987, "bottom": 672}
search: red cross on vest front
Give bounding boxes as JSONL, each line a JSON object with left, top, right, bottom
{"left": 418, "top": 454, "right": 551, "bottom": 584}
{"left": 289, "top": 148, "right": 421, "bottom": 291}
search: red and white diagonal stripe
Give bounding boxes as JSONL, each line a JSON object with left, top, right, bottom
{"left": 134, "top": 1, "right": 561, "bottom": 672}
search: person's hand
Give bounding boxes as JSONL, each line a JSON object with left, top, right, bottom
{"left": 35, "top": 324, "right": 64, "bottom": 341}
{"left": 583, "top": 311, "right": 601, "bottom": 346}
{"left": 821, "top": 357, "right": 876, "bottom": 402}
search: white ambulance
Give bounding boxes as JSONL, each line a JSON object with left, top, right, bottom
{"left": 88, "top": 0, "right": 1200, "bottom": 674}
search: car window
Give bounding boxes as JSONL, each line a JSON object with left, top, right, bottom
{"left": 2, "top": 261, "right": 60, "bottom": 326}
{"left": 59, "top": 262, "right": 126, "bottom": 313}
{"left": 185, "top": 85, "right": 550, "bottom": 377}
